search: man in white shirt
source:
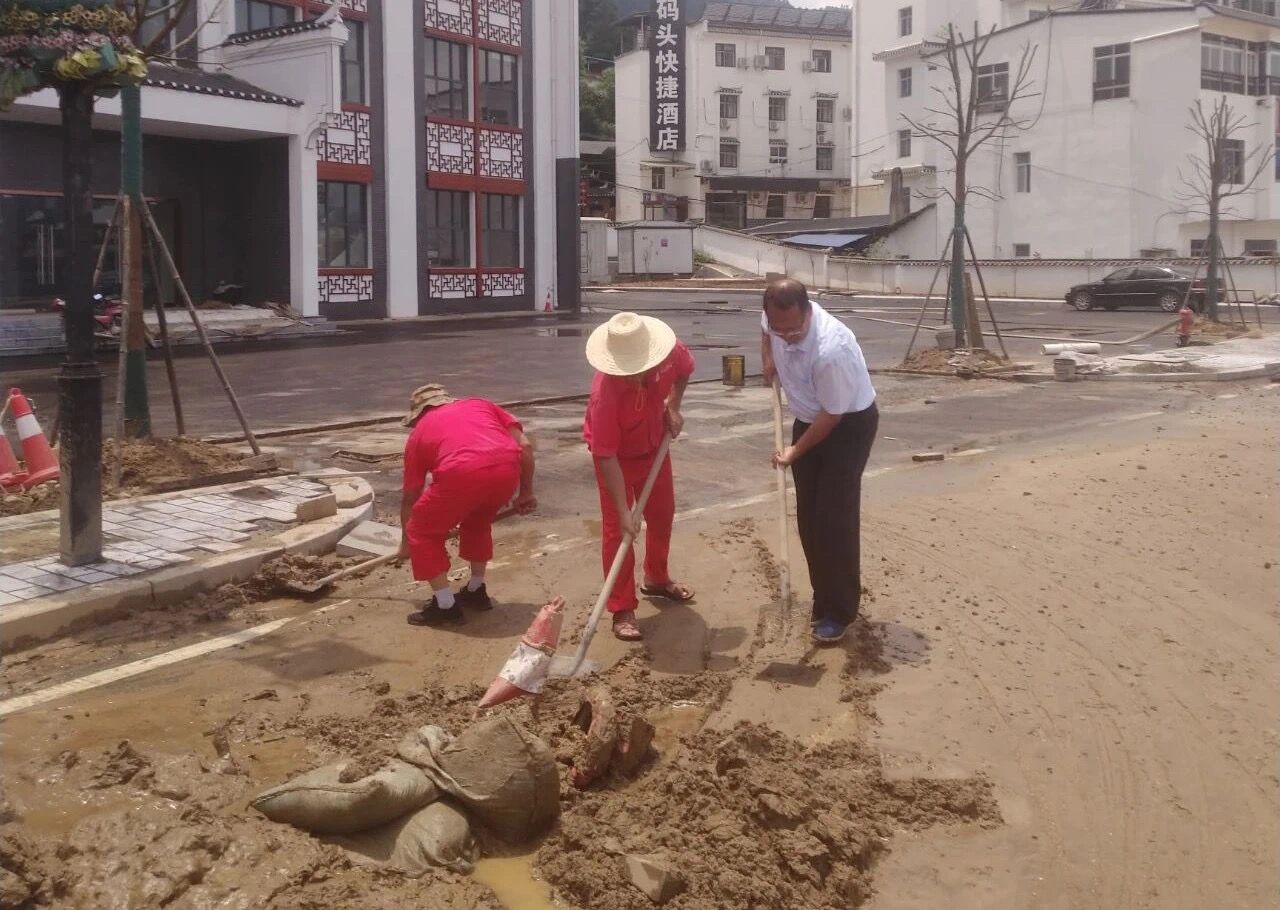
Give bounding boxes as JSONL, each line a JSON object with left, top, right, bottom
{"left": 761, "top": 278, "right": 878, "bottom": 643}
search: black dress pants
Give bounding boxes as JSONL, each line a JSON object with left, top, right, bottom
{"left": 791, "top": 403, "right": 879, "bottom": 626}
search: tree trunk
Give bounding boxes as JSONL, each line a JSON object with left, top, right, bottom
{"left": 56, "top": 83, "right": 104, "bottom": 566}
{"left": 121, "top": 83, "right": 151, "bottom": 437}
{"left": 1205, "top": 191, "right": 1221, "bottom": 322}
{"left": 948, "top": 183, "right": 968, "bottom": 345}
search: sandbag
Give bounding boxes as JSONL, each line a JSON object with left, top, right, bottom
{"left": 251, "top": 759, "right": 437, "bottom": 835}
{"left": 329, "top": 800, "right": 478, "bottom": 876}
{"left": 397, "top": 716, "right": 559, "bottom": 843}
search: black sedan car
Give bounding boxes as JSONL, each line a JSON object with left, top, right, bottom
{"left": 1065, "top": 266, "right": 1205, "bottom": 312}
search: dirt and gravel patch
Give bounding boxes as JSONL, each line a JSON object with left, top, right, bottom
{"left": 900, "top": 348, "right": 1009, "bottom": 375}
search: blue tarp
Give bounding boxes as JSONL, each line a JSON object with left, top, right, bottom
{"left": 781, "top": 233, "right": 868, "bottom": 249}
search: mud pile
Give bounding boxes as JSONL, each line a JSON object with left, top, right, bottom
{"left": 0, "top": 486, "right": 59, "bottom": 519}
{"left": 536, "top": 722, "right": 1000, "bottom": 910}
{"left": 104, "top": 436, "right": 248, "bottom": 489}
{"left": 901, "top": 347, "right": 1009, "bottom": 374}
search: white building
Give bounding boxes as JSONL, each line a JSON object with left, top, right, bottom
{"left": 615, "top": 2, "right": 853, "bottom": 228}
{"left": 0, "top": 0, "right": 581, "bottom": 320}
{"left": 854, "top": 0, "right": 1280, "bottom": 259}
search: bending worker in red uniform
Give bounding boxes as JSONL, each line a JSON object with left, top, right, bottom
{"left": 397, "top": 384, "right": 536, "bottom": 627}
{"left": 583, "top": 312, "right": 696, "bottom": 642}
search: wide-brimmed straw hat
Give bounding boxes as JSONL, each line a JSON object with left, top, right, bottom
{"left": 402, "top": 383, "right": 455, "bottom": 426}
{"left": 585, "top": 312, "right": 677, "bottom": 377}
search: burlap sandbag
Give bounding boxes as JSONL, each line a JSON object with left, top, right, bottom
{"left": 251, "top": 759, "right": 437, "bottom": 835}
{"left": 328, "top": 800, "right": 478, "bottom": 876}
{"left": 397, "top": 717, "right": 559, "bottom": 843}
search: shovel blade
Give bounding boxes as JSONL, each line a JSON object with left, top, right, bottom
{"left": 547, "top": 655, "right": 600, "bottom": 680}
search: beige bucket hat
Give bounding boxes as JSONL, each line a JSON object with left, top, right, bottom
{"left": 585, "top": 312, "right": 677, "bottom": 377}
{"left": 402, "top": 383, "right": 455, "bottom": 426}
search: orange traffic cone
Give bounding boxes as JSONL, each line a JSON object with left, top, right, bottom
{"left": 0, "top": 434, "right": 25, "bottom": 490}
{"left": 478, "top": 596, "right": 566, "bottom": 709}
{"left": 8, "top": 389, "right": 58, "bottom": 489}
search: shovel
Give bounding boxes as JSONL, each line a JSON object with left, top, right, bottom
{"left": 547, "top": 432, "right": 674, "bottom": 681}
{"left": 771, "top": 379, "right": 792, "bottom": 610}
{"left": 285, "top": 552, "right": 397, "bottom": 596}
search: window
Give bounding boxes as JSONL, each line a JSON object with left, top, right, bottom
{"left": 651, "top": 167, "right": 666, "bottom": 190}
{"left": 768, "top": 96, "right": 787, "bottom": 121}
{"left": 340, "top": 20, "right": 366, "bottom": 105}
{"left": 814, "top": 195, "right": 832, "bottom": 219}
{"left": 235, "top": 0, "right": 291, "bottom": 32}
{"left": 1015, "top": 151, "right": 1031, "bottom": 192}
{"left": 719, "top": 139, "right": 739, "bottom": 168}
{"left": 816, "top": 145, "right": 833, "bottom": 171}
{"left": 1013, "top": 243, "right": 1031, "bottom": 258}
{"left": 816, "top": 98, "right": 834, "bottom": 123}
{"left": 719, "top": 93, "right": 739, "bottom": 119}
{"left": 1190, "top": 238, "right": 1207, "bottom": 258}
{"left": 1202, "top": 34, "right": 1247, "bottom": 93}
{"left": 479, "top": 50, "right": 519, "bottom": 125}
{"left": 898, "top": 66, "right": 912, "bottom": 98}
{"left": 1228, "top": 0, "right": 1277, "bottom": 15}
{"left": 898, "top": 6, "right": 913, "bottom": 37}
{"left": 317, "top": 182, "right": 368, "bottom": 268}
{"left": 425, "top": 38, "right": 468, "bottom": 118}
{"left": 426, "top": 190, "right": 470, "bottom": 267}
{"left": 766, "top": 194, "right": 786, "bottom": 218}
{"left": 812, "top": 50, "right": 831, "bottom": 73}
{"left": 715, "top": 43, "right": 737, "bottom": 67}
{"left": 1244, "top": 239, "right": 1277, "bottom": 256}
{"left": 977, "top": 62, "right": 1009, "bottom": 112}
{"left": 1221, "top": 138, "right": 1245, "bottom": 183}
{"left": 1093, "top": 43, "right": 1130, "bottom": 101}
{"left": 897, "top": 128, "right": 911, "bottom": 158}
{"left": 481, "top": 194, "right": 521, "bottom": 267}
{"left": 764, "top": 46, "right": 785, "bottom": 70}
{"left": 769, "top": 141, "right": 788, "bottom": 164}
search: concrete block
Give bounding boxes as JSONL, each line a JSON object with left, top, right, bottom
{"left": 279, "top": 501, "right": 374, "bottom": 556}
{"left": 336, "top": 520, "right": 400, "bottom": 557}
{"left": 1, "top": 577, "right": 154, "bottom": 653}
{"left": 624, "top": 854, "right": 685, "bottom": 904}
{"left": 912, "top": 452, "right": 946, "bottom": 463}
{"left": 294, "top": 493, "right": 338, "bottom": 523}
{"left": 329, "top": 482, "right": 374, "bottom": 509}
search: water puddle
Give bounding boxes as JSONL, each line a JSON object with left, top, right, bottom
{"left": 472, "top": 852, "right": 561, "bottom": 909}
{"left": 649, "top": 701, "right": 711, "bottom": 762}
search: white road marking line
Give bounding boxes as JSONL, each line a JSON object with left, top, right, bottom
{"left": 0, "top": 601, "right": 352, "bottom": 718}
{"left": 1100, "top": 409, "right": 1164, "bottom": 426}
{"left": 951, "top": 448, "right": 991, "bottom": 458}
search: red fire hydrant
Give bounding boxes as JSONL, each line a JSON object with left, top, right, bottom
{"left": 1177, "top": 304, "right": 1195, "bottom": 347}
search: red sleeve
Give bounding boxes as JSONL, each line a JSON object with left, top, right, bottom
{"left": 673, "top": 341, "right": 695, "bottom": 379}
{"left": 584, "top": 379, "right": 621, "bottom": 458}
{"left": 402, "top": 430, "right": 429, "bottom": 492}
{"left": 492, "top": 403, "right": 523, "bottom": 432}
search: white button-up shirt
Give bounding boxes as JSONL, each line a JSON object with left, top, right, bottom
{"left": 761, "top": 300, "right": 876, "bottom": 423}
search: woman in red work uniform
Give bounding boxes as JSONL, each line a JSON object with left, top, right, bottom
{"left": 397, "top": 384, "right": 536, "bottom": 627}
{"left": 584, "top": 312, "right": 696, "bottom": 641}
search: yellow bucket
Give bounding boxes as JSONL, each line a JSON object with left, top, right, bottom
{"left": 721, "top": 354, "right": 746, "bottom": 387}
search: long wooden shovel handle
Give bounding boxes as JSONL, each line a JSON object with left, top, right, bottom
{"left": 771, "top": 380, "right": 792, "bottom": 608}
{"left": 562, "top": 432, "right": 674, "bottom": 677}
{"left": 319, "top": 552, "right": 397, "bottom": 586}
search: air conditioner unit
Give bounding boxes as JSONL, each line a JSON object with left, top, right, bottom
{"left": 842, "top": 106, "right": 853, "bottom": 121}
{"left": 737, "top": 59, "right": 750, "bottom": 69}
{"left": 769, "top": 120, "right": 781, "bottom": 131}
{"left": 753, "top": 55, "right": 766, "bottom": 68}
{"left": 720, "top": 118, "right": 733, "bottom": 130}
{"left": 699, "top": 159, "right": 714, "bottom": 174}
{"left": 801, "top": 61, "right": 814, "bottom": 73}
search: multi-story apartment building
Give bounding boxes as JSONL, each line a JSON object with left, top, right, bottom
{"left": 614, "top": 2, "right": 852, "bottom": 228}
{"left": 0, "top": 0, "right": 580, "bottom": 319}
{"left": 854, "top": 0, "right": 1280, "bottom": 259}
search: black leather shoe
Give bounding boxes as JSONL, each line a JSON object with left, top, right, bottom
{"left": 456, "top": 583, "right": 493, "bottom": 611}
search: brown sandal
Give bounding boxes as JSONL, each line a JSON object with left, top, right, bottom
{"left": 612, "top": 610, "right": 643, "bottom": 641}
{"left": 640, "top": 581, "right": 695, "bottom": 603}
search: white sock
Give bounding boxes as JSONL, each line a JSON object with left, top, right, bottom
{"left": 467, "top": 575, "right": 485, "bottom": 592}
{"left": 435, "top": 589, "right": 456, "bottom": 610}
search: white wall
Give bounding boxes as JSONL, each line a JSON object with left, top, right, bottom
{"left": 694, "top": 223, "right": 1280, "bottom": 297}
{"left": 874, "top": 6, "right": 1280, "bottom": 260}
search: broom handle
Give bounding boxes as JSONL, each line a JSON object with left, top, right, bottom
{"left": 771, "top": 380, "right": 791, "bottom": 607}
{"left": 563, "top": 432, "right": 674, "bottom": 676}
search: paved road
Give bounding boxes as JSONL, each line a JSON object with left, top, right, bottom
{"left": 1, "top": 291, "right": 1273, "bottom": 437}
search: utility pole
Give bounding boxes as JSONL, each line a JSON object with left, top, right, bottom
{"left": 121, "top": 83, "right": 151, "bottom": 437}
{"left": 57, "top": 82, "right": 103, "bottom": 566}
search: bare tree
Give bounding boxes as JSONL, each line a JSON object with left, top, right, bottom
{"left": 901, "top": 23, "right": 1037, "bottom": 344}
{"left": 1175, "top": 97, "right": 1273, "bottom": 322}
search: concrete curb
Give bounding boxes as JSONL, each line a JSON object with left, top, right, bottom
{"left": 1085, "top": 362, "right": 1280, "bottom": 383}
{"left": 0, "top": 479, "right": 374, "bottom": 652}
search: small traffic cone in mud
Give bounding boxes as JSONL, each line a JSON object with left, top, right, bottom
{"left": 0, "top": 434, "right": 26, "bottom": 490}
{"left": 477, "top": 596, "right": 566, "bottom": 710}
{"left": 543, "top": 290, "right": 554, "bottom": 313}
{"left": 8, "top": 389, "right": 58, "bottom": 489}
